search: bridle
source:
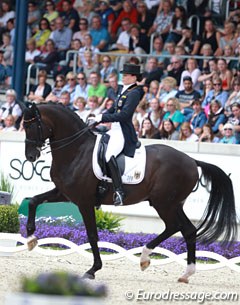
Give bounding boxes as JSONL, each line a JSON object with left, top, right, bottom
{"left": 24, "top": 107, "right": 93, "bottom": 152}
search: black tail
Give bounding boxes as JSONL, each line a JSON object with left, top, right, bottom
{"left": 195, "top": 160, "right": 237, "bottom": 245}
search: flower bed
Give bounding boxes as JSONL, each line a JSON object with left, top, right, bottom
{"left": 19, "top": 216, "right": 240, "bottom": 259}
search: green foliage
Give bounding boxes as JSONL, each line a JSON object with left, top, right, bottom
{"left": 0, "top": 173, "right": 14, "bottom": 193}
{"left": 95, "top": 209, "right": 124, "bottom": 232}
{"left": 22, "top": 271, "right": 107, "bottom": 297}
{"left": 0, "top": 204, "right": 20, "bottom": 233}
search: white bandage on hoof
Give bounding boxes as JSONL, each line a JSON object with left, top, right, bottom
{"left": 27, "top": 235, "right": 38, "bottom": 251}
{"left": 178, "top": 263, "right": 196, "bottom": 283}
{"left": 140, "top": 246, "right": 152, "bottom": 271}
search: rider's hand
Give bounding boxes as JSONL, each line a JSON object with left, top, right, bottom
{"left": 87, "top": 114, "right": 102, "bottom": 127}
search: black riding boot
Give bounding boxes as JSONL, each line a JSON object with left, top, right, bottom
{"left": 107, "top": 156, "right": 125, "bottom": 206}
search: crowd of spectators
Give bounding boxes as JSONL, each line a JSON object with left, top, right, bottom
{"left": 0, "top": 0, "right": 240, "bottom": 144}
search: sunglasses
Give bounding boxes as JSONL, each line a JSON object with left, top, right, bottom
{"left": 213, "top": 83, "right": 221, "bottom": 86}
{"left": 68, "top": 78, "right": 75, "bottom": 81}
{"left": 224, "top": 128, "right": 233, "bottom": 131}
{"left": 56, "top": 79, "right": 64, "bottom": 82}
{"left": 77, "top": 77, "right": 85, "bottom": 80}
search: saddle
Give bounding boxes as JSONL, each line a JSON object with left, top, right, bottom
{"left": 92, "top": 134, "right": 146, "bottom": 185}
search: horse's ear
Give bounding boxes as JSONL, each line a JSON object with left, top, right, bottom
{"left": 18, "top": 100, "right": 27, "bottom": 112}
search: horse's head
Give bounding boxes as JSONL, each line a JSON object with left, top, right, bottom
{"left": 23, "top": 103, "right": 52, "bottom": 162}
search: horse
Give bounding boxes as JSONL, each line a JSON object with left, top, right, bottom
{"left": 23, "top": 102, "right": 237, "bottom": 283}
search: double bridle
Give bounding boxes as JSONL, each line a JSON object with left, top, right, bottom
{"left": 24, "top": 108, "right": 92, "bottom": 152}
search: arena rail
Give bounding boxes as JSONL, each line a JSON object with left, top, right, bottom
{"left": 0, "top": 234, "right": 239, "bottom": 272}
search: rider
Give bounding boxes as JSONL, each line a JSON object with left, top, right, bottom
{"left": 89, "top": 64, "right": 143, "bottom": 206}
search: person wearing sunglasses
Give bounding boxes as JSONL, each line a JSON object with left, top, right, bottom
{"left": 72, "top": 18, "right": 89, "bottom": 44}
{"left": 219, "top": 123, "right": 237, "bottom": 144}
{"left": 33, "top": 18, "right": 51, "bottom": 50}
{"left": 74, "top": 72, "right": 89, "bottom": 101}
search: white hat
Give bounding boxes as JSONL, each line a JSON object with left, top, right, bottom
{"left": 223, "top": 123, "right": 234, "bottom": 130}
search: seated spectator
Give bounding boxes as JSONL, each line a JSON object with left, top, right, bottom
{"left": 179, "top": 58, "right": 201, "bottom": 91}
{"left": 105, "top": 73, "right": 122, "bottom": 101}
{"left": 111, "top": 0, "right": 138, "bottom": 38}
{"left": 219, "top": 123, "right": 237, "bottom": 144}
{"left": 153, "top": 118, "right": 179, "bottom": 140}
{"left": 207, "top": 100, "right": 227, "bottom": 134}
{"left": 224, "top": 77, "right": 240, "bottom": 117}
{"left": 200, "top": 18, "right": 221, "bottom": 56}
{"left": 198, "top": 43, "right": 213, "bottom": 71}
{"left": 148, "top": 0, "right": 174, "bottom": 42}
{"left": 72, "top": 18, "right": 90, "bottom": 44}
{"left": 49, "top": 16, "right": 72, "bottom": 61}
{"left": 139, "top": 118, "right": 157, "bottom": 139}
{"left": 158, "top": 77, "right": 177, "bottom": 109}
{"left": 45, "top": 74, "right": 66, "bottom": 102}
{"left": 0, "top": 89, "right": 22, "bottom": 129}
{"left": 33, "top": 18, "right": 51, "bottom": 50}
{"left": 100, "top": 55, "right": 117, "bottom": 84}
{"left": 189, "top": 99, "right": 207, "bottom": 136}
{"left": 176, "top": 76, "right": 201, "bottom": 120}
{"left": 200, "top": 78, "right": 214, "bottom": 104}
{"left": 0, "top": 50, "right": 7, "bottom": 84}
{"left": 217, "top": 58, "right": 233, "bottom": 92}
{"left": 202, "top": 77, "right": 229, "bottom": 111}
{"left": 0, "top": 32, "right": 13, "bottom": 79}
{"left": 33, "top": 39, "right": 59, "bottom": 75}
{"left": 60, "top": 0, "right": 80, "bottom": 33}
{"left": 90, "top": 15, "right": 110, "bottom": 51}
{"left": 27, "top": 1, "right": 41, "bottom": 35}
{"left": 140, "top": 57, "right": 163, "bottom": 87}
{"left": 43, "top": 1, "right": 59, "bottom": 23}
{"left": 133, "top": 100, "right": 149, "bottom": 127}
{"left": 223, "top": 45, "right": 238, "bottom": 71}
{"left": 167, "top": 55, "right": 184, "bottom": 87}
{"left": 99, "top": 97, "right": 114, "bottom": 113}
{"left": 97, "top": 0, "right": 115, "bottom": 34}
{"left": 179, "top": 122, "right": 198, "bottom": 142}
{"left": 87, "top": 71, "right": 107, "bottom": 104}
{"left": 143, "top": 80, "right": 160, "bottom": 104}
{"left": 163, "top": 97, "right": 185, "bottom": 130}
{"left": 86, "top": 95, "right": 102, "bottom": 115}
{"left": 198, "top": 123, "right": 219, "bottom": 143}
{"left": 78, "top": 33, "right": 99, "bottom": 67}
{"left": 73, "top": 96, "right": 89, "bottom": 121}
{"left": 0, "top": 1, "right": 15, "bottom": 44}
{"left": 177, "top": 26, "right": 201, "bottom": 55}
{"left": 165, "top": 5, "right": 187, "bottom": 44}
{"left": 78, "top": 0, "right": 97, "bottom": 25}
{"left": 80, "top": 50, "right": 99, "bottom": 81}
{"left": 28, "top": 70, "right": 52, "bottom": 103}
{"left": 6, "top": 18, "right": 15, "bottom": 46}
{"left": 220, "top": 21, "right": 237, "bottom": 53}
{"left": 0, "top": 114, "right": 16, "bottom": 132}
{"left": 128, "top": 24, "right": 150, "bottom": 58}
{"left": 198, "top": 57, "right": 218, "bottom": 84}
{"left": 151, "top": 35, "right": 168, "bottom": 68}
{"left": 59, "top": 90, "right": 74, "bottom": 109}
{"left": 61, "top": 71, "right": 78, "bottom": 104}
{"left": 136, "top": 1, "right": 154, "bottom": 35}
{"left": 25, "top": 39, "right": 41, "bottom": 66}
{"left": 148, "top": 98, "right": 164, "bottom": 128}
{"left": 224, "top": 103, "right": 240, "bottom": 144}
{"left": 113, "top": 18, "right": 131, "bottom": 52}
{"left": 74, "top": 72, "right": 89, "bottom": 101}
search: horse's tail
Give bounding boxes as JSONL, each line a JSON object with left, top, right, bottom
{"left": 195, "top": 160, "right": 237, "bottom": 245}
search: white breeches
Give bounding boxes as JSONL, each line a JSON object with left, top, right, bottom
{"left": 105, "top": 122, "right": 124, "bottom": 162}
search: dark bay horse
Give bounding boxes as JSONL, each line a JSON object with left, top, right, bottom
{"left": 23, "top": 103, "right": 237, "bottom": 283}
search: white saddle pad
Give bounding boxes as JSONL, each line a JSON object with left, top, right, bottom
{"left": 92, "top": 134, "right": 146, "bottom": 184}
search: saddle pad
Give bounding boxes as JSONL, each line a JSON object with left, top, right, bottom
{"left": 92, "top": 134, "right": 146, "bottom": 184}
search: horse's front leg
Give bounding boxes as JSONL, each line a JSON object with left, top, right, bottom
{"left": 27, "top": 187, "right": 67, "bottom": 250}
{"left": 79, "top": 204, "right": 102, "bottom": 279}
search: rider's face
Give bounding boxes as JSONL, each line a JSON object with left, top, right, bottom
{"left": 122, "top": 74, "right": 136, "bottom": 85}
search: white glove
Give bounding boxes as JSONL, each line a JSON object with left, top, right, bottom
{"left": 94, "top": 114, "right": 102, "bottom": 123}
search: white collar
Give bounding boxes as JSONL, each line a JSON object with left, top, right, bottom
{"left": 121, "top": 83, "right": 135, "bottom": 94}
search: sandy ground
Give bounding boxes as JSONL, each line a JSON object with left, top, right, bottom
{"left": 0, "top": 251, "right": 240, "bottom": 305}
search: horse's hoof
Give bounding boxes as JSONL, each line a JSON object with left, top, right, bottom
{"left": 140, "top": 260, "right": 150, "bottom": 271}
{"left": 27, "top": 235, "right": 38, "bottom": 251}
{"left": 82, "top": 272, "right": 95, "bottom": 280}
{"left": 178, "top": 277, "right": 189, "bottom": 284}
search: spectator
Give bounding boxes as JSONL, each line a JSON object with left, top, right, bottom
{"left": 78, "top": 34, "right": 99, "bottom": 66}
{"left": 105, "top": 73, "right": 122, "bottom": 101}
{"left": 60, "top": 0, "right": 80, "bottom": 33}
{"left": 133, "top": 100, "right": 149, "bottom": 127}
{"left": 165, "top": 5, "right": 187, "bottom": 44}
{"left": 153, "top": 118, "right": 179, "bottom": 140}
{"left": 227, "top": 103, "right": 240, "bottom": 144}
{"left": 179, "top": 58, "right": 201, "bottom": 91}
{"left": 74, "top": 72, "right": 89, "bottom": 100}
{"left": 163, "top": 97, "right": 185, "bottom": 130}
{"left": 114, "top": 18, "right": 131, "bottom": 52}
{"left": 99, "top": 97, "right": 114, "bottom": 114}
{"left": 111, "top": 0, "right": 138, "bottom": 37}
{"left": 198, "top": 57, "right": 218, "bottom": 83}
{"left": 217, "top": 58, "right": 233, "bottom": 91}
{"left": 148, "top": 98, "right": 163, "bottom": 128}
{"left": 25, "top": 38, "right": 41, "bottom": 67}
{"left": 143, "top": 79, "right": 160, "bottom": 104}
{"left": 220, "top": 21, "right": 237, "bottom": 53}
{"left": 0, "top": 89, "right": 22, "bottom": 129}
{"left": 45, "top": 74, "right": 66, "bottom": 102}
{"left": 136, "top": 1, "right": 154, "bottom": 35}
{"left": 72, "top": 18, "right": 90, "bottom": 44}
{"left": 97, "top": 0, "right": 115, "bottom": 34}
{"left": 33, "top": 18, "right": 51, "bottom": 50}
{"left": 223, "top": 45, "right": 238, "bottom": 70}
{"left": 139, "top": 118, "right": 157, "bottom": 139}
{"left": 179, "top": 122, "right": 198, "bottom": 142}
{"left": 148, "top": 0, "right": 174, "bottom": 42}
{"left": 61, "top": 71, "right": 78, "bottom": 104}
{"left": 43, "top": 1, "right": 59, "bottom": 23}
{"left": 80, "top": 50, "right": 99, "bottom": 81}
{"left": 151, "top": 35, "right": 168, "bottom": 68}
{"left": 27, "top": 1, "right": 41, "bottom": 35}
{"left": 198, "top": 43, "right": 213, "bottom": 71}
{"left": 0, "top": 50, "right": 7, "bottom": 85}
{"left": 73, "top": 97, "right": 89, "bottom": 121}
{"left": 6, "top": 18, "right": 15, "bottom": 46}
{"left": 158, "top": 76, "right": 177, "bottom": 109}
{"left": 129, "top": 24, "right": 150, "bottom": 58}
{"left": 167, "top": 55, "right": 184, "bottom": 87}
{"left": 88, "top": 71, "right": 107, "bottom": 104}
{"left": 207, "top": 99, "right": 227, "bottom": 134}
{"left": 177, "top": 26, "right": 201, "bottom": 55}
{"left": 79, "top": 1, "right": 97, "bottom": 25}
{"left": 140, "top": 57, "right": 163, "bottom": 87}
{"left": 219, "top": 123, "right": 237, "bottom": 144}
{"left": 0, "top": 32, "right": 13, "bottom": 79}
{"left": 224, "top": 77, "right": 240, "bottom": 116}
{"left": 59, "top": 90, "right": 74, "bottom": 109}
{"left": 49, "top": 16, "right": 72, "bottom": 61}
{"left": 0, "top": 1, "right": 15, "bottom": 44}
{"left": 28, "top": 70, "right": 52, "bottom": 103}
{"left": 189, "top": 99, "right": 207, "bottom": 136}
{"left": 200, "top": 78, "right": 214, "bottom": 102}
{"left": 90, "top": 15, "right": 110, "bottom": 51}
{"left": 200, "top": 18, "right": 221, "bottom": 56}
{"left": 86, "top": 95, "right": 102, "bottom": 115}
{"left": 0, "top": 114, "right": 16, "bottom": 132}
{"left": 100, "top": 55, "right": 117, "bottom": 84}
{"left": 198, "top": 123, "right": 218, "bottom": 143}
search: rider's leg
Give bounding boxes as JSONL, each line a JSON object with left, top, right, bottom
{"left": 106, "top": 123, "right": 125, "bottom": 206}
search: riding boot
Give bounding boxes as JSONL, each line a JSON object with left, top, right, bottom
{"left": 107, "top": 156, "right": 125, "bottom": 206}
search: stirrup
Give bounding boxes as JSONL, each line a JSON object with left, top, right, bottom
{"left": 113, "top": 191, "right": 125, "bottom": 206}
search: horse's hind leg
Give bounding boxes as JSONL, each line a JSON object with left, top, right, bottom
{"left": 177, "top": 207, "right": 197, "bottom": 284}
{"left": 27, "top": 187, "right": 67, "bottom": 250}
